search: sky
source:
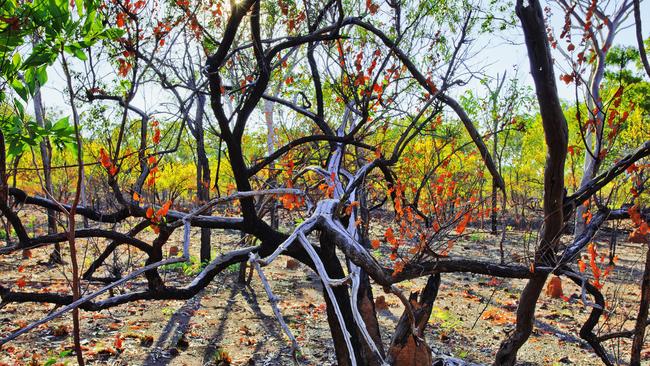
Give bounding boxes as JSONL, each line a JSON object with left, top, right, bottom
{"left": 464, "top": 0, "right": 649, "bottom": 102}
{"left": 36, "top": 0, "right": 650, "bottom": 122}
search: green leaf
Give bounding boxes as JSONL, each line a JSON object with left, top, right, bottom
{"left": 48, "top": 0, "right": 70, "bottom": 28}
{"left": 75, "top": 0, "right": 83, "bottom": 16}
{"left": 36, "top": 66, "right": 48, "bottom": 86}
{"left": 11, "top": 52, "right": 21, "bottom": 69}
{"left": 23, "top": 67, "right": 37, "bottom": 94}
{"left": 64, "top": 44, "right": 87, "bottom": 60}
{"left": 22, "top": 47, "right": 56, "bottom": 69}
{"left": 10, "top": 79, "right": 28, "bottom": 101}
{"left": 73, "top": 47, "right": 87, "bottom": 60}
{"left": 101, "top": 28, "right": 125, "bottom": 40}
{"left": 12, "top": 98, "right": 24, "bottom": 118}
{"left": 51, "top": 116, "right": 70, "bottom": 131}
{"left": 8, "top": 141, "right": 25, "bottom": 157}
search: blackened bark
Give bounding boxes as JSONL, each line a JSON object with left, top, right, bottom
{"left": 193, "top": 94, "right": 212, "bottom": 263}
{"left": 145, "top": 229, "right": 172, "bottom": 291}
{"left": 387, "top": 274, "right": 440, "bottom": 364}
{"left": 631, "top": 244, "right": 650, "bottom": 366}
{"left": 495, "top": 0, "right": 568, "bottom": 364}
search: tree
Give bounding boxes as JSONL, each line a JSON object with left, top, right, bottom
{"left": 550, "top": 0, "right": 635, "bottom": 236}
{"left": 0, "top": 0, "right": 649, "bottom": 365}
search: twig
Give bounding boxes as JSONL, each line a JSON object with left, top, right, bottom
{"left": 249, "top": 253, "right": 301, "bottom": 355}
{"left": 170, "top": 188, "right": 304, "bottom": 229}
{"left": 0, "top": 256, "right": 187, "bottom": 345}
{"left": 296, "top": 232, "right": 357, "bottom": 365}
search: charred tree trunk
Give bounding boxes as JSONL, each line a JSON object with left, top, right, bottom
{"left": 387, "top": 274, "right": 440, "bottom": 365}
{"left": 495, "top": 0, "right": 568, "bottom": 364}
{"left": 631, "top": 243, "right": 650, "bottom": 366}
{"left": 190, "top": 93, "right": 212, "bottom": 263}
{"left": 354, "top": 147, "right": 385, "bottom": 361}
{"left": 32, "top": 68, "right": 62, "bottom": 264}
{"left": 264, "top": 99, "right": 279, "bottom": 229}
{"left": 491, "top": 125, "right": 498, "bottom": 235}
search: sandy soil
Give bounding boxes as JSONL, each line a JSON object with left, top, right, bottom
{"left": 0, "top": 218, "right": 648, "bottom": 366}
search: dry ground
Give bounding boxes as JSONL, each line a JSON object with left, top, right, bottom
{"left": 0, "top": 216, "right": 648, "bottom": 365}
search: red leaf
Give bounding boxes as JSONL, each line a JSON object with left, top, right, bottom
{"left": 577, "top": 259, "right": 586, "bottom": 272}
{"left": 455, "top": 214, "right": 470, "bottom": 235}
{"left": 384, "top": 227, "right": 397, "bottom": 245}
{"left": 156, "top": 201, "right": 172, "bottom": 218}
{"left": 116, "top": 12, "right": 126, "bottom": 28}
{"left": 153, "top": 128, "right": 161, "bottom": 144}
{"left": 114, "top": 334, "right": 123, "bottom": 350}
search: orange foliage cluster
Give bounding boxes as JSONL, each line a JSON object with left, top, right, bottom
{"left": 578, "top": 243, "right": 617, "bottom": 290}
{"left": 146, "top": 200, "right": 172, "bottom": 233}
{"left": 365, "top": 0, "right": 379, "bottom": 15}
{"left": 318, "top": 172, "right": 336, "bottom": 198}
{"left": 628, "top": 205, "right": 649, "bottom": 243}
{"left": 374, "top": 168, "right": 487, "bottom": 275}
{"left": 336, "top": 42, "right": 399, "bottom": 110}
{"left": 279, "top": 160, "right": 304, "bottom": 210}
{"left": 99, "top": 148, "right": 118, "bottom": 176}
{"left": 151, "top": 120, "right": 161, "bottom": 144}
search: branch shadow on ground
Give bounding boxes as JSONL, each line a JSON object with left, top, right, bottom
{"left": 201, "top": 280, "right": 293, "bottom": 364}
{"left": 142, "top": 291, "right": 204, "bottom": 366}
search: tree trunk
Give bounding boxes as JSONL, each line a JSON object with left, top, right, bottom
{"left": 496, "top": 1, "right": 568, "bottom": 364}
{"left": 491, "top": 177, "right": 498, "bottom": 235}
{"left": 318, "top": 231, "right": 367, "bottom": 365}
{"left": 387, "top": 274, "right": 440, "bottom": 365}
{"left": 192, "top": 93, "right": 212, "bottom": 263}
{"left": 32, "top": 74, "right": 62, "bottom": 264}
{"left": 491, "top": 113, "right": 499, "bottom": 235}
{"left": 574, "top": 7, "right": 619, "bottom": 236}
{"left": 630, "top": 243, "right": 650, "bottom": 366}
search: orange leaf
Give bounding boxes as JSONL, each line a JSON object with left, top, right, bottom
{"left": 371, "top": 239, "right": 381, "bottom": 249}
{"left": 153, "top": 128, "right": 161, "bottom": 144}
{"left": 455, "top": 214, "right": 470, "bottom": 235}
{"left": 481, "top": 308, "right": 513, "bottom": 325}
{"left": 146, "top": 207, "right": 154, "bottom": 219}
{"left": 345, "top": 201, "right": 360, "bottom": 215}
{"left": 99, "top": 148, "right": 112, "bottom": 168}
{"left": 577, "top": 259, "right": 586, "bottom": 272}
{"left": 156, "top": 201, "right": 172, "bottom": 218}
{"left": 392, "top": 260, "right": 405, "bottom": 275}
{"left": 16, "top": 276, "right": 26, "bottom": 289}
{"left": 384, "top": 227, "right": 396, "bottom": 245}
{"left": 116, "top": 12, "right": 126, "bottom": 28}
{"left": 114, "top": 334, "right": 123, "bottom": 350}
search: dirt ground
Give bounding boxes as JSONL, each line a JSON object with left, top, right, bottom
{"left": 0, "top": 219, "right": 649, "bottom": 366}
